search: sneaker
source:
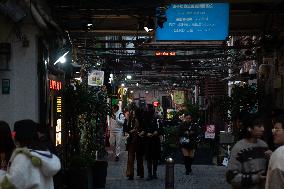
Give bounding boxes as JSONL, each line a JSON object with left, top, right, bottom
{"left": 127, "top": 176, "right": 134, "bottom": 180}
{"left": 115, "top": 156, "right": 119, "bottom": 161}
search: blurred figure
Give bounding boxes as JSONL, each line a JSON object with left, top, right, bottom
{"left": 144, "top": 104, "right": 161, "bottom": 180}
{"left": 0, "top": 121, "right": 15, "bottom": 170}
{"left": 265, "top": 117, "right": 284, "bottom": 189}
{"left": 0, "top": 119, "right": 61, "bottom": 189}
{"left": 178, "top": 113, "right": 198, "bottom": 175}
{"left": 109, "top": 104, "right": 125, "bottom": 161}
{"left": 226, "top": 115, "right": 269, "bottom": 189}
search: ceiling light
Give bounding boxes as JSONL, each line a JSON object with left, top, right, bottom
{"left": 126, "top": 75, "right": 132, "bottom": 79}
{"left": 87, "top": 23, "right": 93, "bottom": 27}
{"left": 121, "top": 83, "right": 125, "bottom": 87}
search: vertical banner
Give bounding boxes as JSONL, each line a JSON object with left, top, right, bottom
{"left": 88, "top": 70, "right": 104, "bottom": 86}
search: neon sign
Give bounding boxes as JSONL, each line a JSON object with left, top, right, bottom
{"left": 56, "top": 97, "right": 62, "bottom": 113}
{"left": 49, "top": 80, "right": 62, "bottom": 91}
{"left": 155, "top": 51, "right": 176, "bottom": 56}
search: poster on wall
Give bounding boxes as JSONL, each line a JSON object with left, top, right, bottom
{"left": 88, "top": 70, "right": 104, "bottom": 86}
{"left": 173, "top": 90, "right": 184, "bottom": 104}
{"left": 205, "top": 124, "right": 215, "bottom": 139}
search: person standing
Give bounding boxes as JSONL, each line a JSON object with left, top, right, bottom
{"left": 125, "top": 108, "right": 145, "bottom": 180}
{"left": 0, "top": 119, "right": 61, "bottom": 189}
{"left": 109, "top": 104, "right": 125, "bottom": 161}
{"left": 226, "top": 115, "right": 269, "bottom": 189}
{"left": 178, "top": 113, "right": 198, "bottom": 175}
{"left": 265, "top": 116, "right": 284, "bottom": 189}
{"left": 0, "top": 121, "right": 15, "bottom": 171}
{"left": 144, "top": 104, "right": 161, "bottom": 180}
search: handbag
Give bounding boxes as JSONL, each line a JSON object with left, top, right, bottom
{"left": 179, "top": 137, "right": 190, "bottom": 145}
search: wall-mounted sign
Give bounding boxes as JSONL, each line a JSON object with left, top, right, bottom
{"left": 88, "top": 70, "right": 104, "bottom": 86}
{"left": 49, "top": 79, "right": 62, "bottom": 91}
{"left": 56, "top": 97, "right": 62, "bottom": 113}
{"left": 55, "top": 118, "right": 62, "bottom": 146}
{"left": 173, "top": 90, "right": 185, "bottom": 105}
{"left": 2, "top": 79, "right": 10, "bottom": 94}
{"left": 156, "top": 3, "right": 229, "bottom": 41}
{"left": 205, "top": 124, "right": 216, "bottom": 139}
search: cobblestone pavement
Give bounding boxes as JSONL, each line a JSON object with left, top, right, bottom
{"left": 105, "top": 148, "right": 230, "bottom": 189}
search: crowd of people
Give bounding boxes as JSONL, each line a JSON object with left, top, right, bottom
{"left": 109, "top": 103, "right": 284, "bottom": 188}
{"left": 1, "top": 105, "right": 284, "bottom": 188}
{"left": 108, "top": 103, "right": 199, "bottom": 180}
{"left": 0, "top": 119, "right": 61, "bottom": 189}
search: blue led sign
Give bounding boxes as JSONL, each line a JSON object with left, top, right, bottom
{"left": 156, "top": 3, "right": 229, "bottom": 41}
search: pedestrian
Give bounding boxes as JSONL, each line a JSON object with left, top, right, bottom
{"left": 178, "top": 113, "right": 198, "bottom": 175}
{"left": 109, "top": 104, "right": 125, "bottom": 161}
{"left": 0, "top": 121, "right": 15, "bottom": 170}
{"left": 265, "top": 116, "right": 284, "bottom": 189}
{"left": 226, "top": 114, "right": 269, "bottom": 189}
{"left": 125, "top": 108, "right": 145, "bottom": 180}
{"left": 0, "top": 119, "right": 61, "bottom": 189}
{"left": 144, "top": 104, "right": 161, "bottom": 180}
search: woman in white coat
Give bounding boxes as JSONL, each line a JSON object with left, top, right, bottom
{"left": 0, "top": 119, "right": 61, "bottom": 189}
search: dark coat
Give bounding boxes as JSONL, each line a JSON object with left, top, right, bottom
{"left": 144, "top": 116, "right": 161, "bottom": 160}
{"left": 178, "top": 121, "right": 198, "bottom": 149}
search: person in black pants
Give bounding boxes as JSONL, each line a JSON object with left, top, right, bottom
{"left": 144, "top": 104, "right": 161, "bottom": 180}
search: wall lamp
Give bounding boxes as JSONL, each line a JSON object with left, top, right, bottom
{"left": 54, "top": 51, "right": 69, "bottom": 65}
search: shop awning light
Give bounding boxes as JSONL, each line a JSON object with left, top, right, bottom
{"left": 54, "top": 51, "right": 69, "bottom": 65}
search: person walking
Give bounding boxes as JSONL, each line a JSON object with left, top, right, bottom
{"left": 0, "top": 121, "right": 15, "bottom": 171}
{"left": 226, "top": 115, "right": 270, "bottom": 189}
{"left": 0, "top": 119, "right": 61, "bottom": 189}
{"left": 265, "top": 116, "right": 284, "bottom": 189}
{"left": 178, "top": 113, "right": 198, "bottom": 175}
{"left": 109, "top": 104, "right": 125, "bottom": 161}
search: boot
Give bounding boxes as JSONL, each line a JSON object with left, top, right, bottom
{"left": 184, "top": 157, "right": 190, "bottom": 175}
{"left": 188, "top": 157, "right": 194, "bottom": 173}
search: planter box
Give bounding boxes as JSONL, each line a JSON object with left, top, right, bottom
{"left": 65, "top": 160, "right": 108, "bottom": 189}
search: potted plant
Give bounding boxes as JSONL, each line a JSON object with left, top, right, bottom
{"left": 63, "top": 82, "right": 111, "bottom": 189}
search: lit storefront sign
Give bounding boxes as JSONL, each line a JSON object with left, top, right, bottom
{"left": 49, "top": 79, "right": 62, "bottom": 90}
{"left": 56, "top": 118, "right": 62, "bottom": 145}
{"left": 155, "top": 51, "right": 176, "bottom": 56}
{"left": 56, "top": 97, "right": 62, "bottom": 113}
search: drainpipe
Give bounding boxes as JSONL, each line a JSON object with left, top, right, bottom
{"left": 23, "top": 0, "right": 63, "bottom": 34}
{"left": 33, "top": 2, "right": 63, "bottom": 34}
{"left": 23, "top": 0, "right": 48, "bottom": 29}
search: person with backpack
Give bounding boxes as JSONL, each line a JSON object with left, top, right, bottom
{"left": 109, "top": 104, "right": 125, "bottom": 161}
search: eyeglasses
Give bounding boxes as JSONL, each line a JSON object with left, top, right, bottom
{"left": 272, "top": 128, "right": 284, "bottom": 133}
